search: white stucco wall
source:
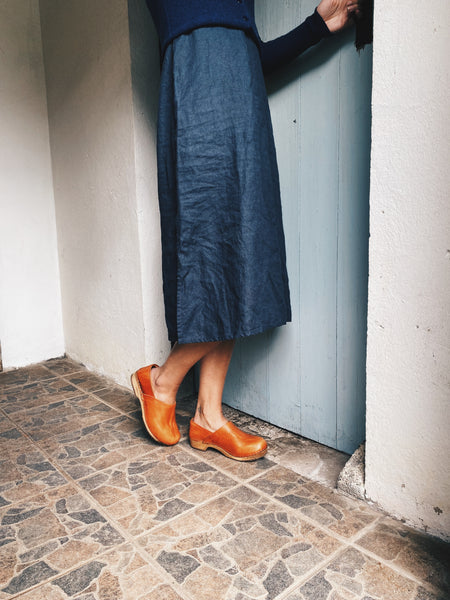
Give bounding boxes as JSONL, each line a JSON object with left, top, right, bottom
{"left": 127, "top": 0, "right": 171, "bottom": 365}
{"left": 39, "top": 0, "right": 160, "bottom": 386}
{"left": 0, "top": 0, "right": 64, "bottom": 368}
{"left": 366, "top": 0, "right": 450, "bottom": 540}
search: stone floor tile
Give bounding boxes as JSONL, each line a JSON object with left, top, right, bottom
{"left": 137, "top": 485, "right": 343, "bottom": 600}
{"left": 0, "top": 378, "right": 81, "bottom": 414}
{"left": 0, "top": 425, "right": 30, "bottom": 459}
{"left": 0, "top": 484, "right": 125, "bottom": 599}
{"left": 355, "top": 516, "right": 450, "bottom": 595}
{"left": 266, "top": 434, "right": 349, "bottom": 489}
{"left": 0, "top": 365, "right": 55, "bottom": 391}
{"left": 144, "top": 584, "right": 190, "bottom": 600}
{"left": 64, "top": 371, "right": 112, "bottom": 394}
{"left": 285, "top": 546, "right": 446, "bottom": 600}
{"left": 0, "top": 412, "right": 14, "bottom": 434}
{"left": 43, "top": 357, "right": 85, "bottom": 377}
{"left": 251, "top": 466, "right": 379, "bottom": 539}
{"left": 93, "top": 385, "right": 140, "bottom": 414}
{"left": 39, "top": 415, "right": 155, "bottom": 481}
{"left": 0, "top": 439, "right": 68, "bottom": 506}
{"left": 180, "top": 438, "right": 277, "bottom": 481}
{"left": 173, "top": 408, "right": 194, "bottom": 442}
{"left": 10, "top": 543, "right": 179, "bottom": 600}
{"left": 11, "top": 394, "right": 122, "bottom": 442}
{"left": 78, "top": 446, "right": 238, "bottom": 536}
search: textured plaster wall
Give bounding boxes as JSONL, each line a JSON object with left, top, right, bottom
{"left": 127, "top": 0, "right": 170, "bottom": 365}
{"left": 366, "top": 0, "right": 450, "bottom": 540}
{"left": 0, "top": 0, "right": 64, "bottom": 368}
{"left": 39, "top": 0, "right": 165, "bottom": 386}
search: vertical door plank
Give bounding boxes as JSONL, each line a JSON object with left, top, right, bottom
{"left": 296, "top": 0, "right": 340, "bottom": 448}
{"left": 263, "top": 0, "right": 302, "bottom": 433}
{"left": 336, "top": 37, "right": 372, "bottom": 452}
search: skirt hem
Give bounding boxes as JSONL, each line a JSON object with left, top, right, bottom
{"left": 170, "top": 317, "right": 292, "bottom": 345}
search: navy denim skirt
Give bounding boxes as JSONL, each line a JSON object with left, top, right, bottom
{"left": 157, "top": 27, "right": 291, "bottom": 343}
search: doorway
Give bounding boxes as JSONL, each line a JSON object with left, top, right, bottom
{"left": 223, "top": 0, "right": 372, "bottom": 455}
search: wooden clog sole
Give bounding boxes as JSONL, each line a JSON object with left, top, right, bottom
{"left": 189, "top": 438, "right": 267, "bottom": 462}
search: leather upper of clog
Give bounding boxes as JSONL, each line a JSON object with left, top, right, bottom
{"left": 135, "top": 365, "right": 180, "bottom": 446}
{"left": 189, "top": 419, "right": 267, "bottom": 459}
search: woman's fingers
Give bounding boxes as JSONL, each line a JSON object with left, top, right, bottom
{"left": 317, "top": 0, "right": 361, "bottom": 32}
{"left": 347, "top": 2, "right": 361, "bottom": 16}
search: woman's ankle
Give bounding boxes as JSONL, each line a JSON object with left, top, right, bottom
{"left": 193, "top": 406, "right": 227, "bottom": 432}
{"left": 150, "top": 365, "right": 178, "bottom": 405}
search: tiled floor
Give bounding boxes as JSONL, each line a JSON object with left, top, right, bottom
{"left": 0, "top": 358, "right": 449, "bottom": 600}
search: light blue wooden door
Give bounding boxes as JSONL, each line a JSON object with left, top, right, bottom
{"left": 223, "top": 0, "right": 372, "bottom": 454}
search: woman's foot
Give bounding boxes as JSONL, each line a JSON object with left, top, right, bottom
{"left": 189, "top": 419, "right": 267, "bottom": 461}
{"left": 193, "top": 406, "right": 227, "bottom": 433}
{"left": 148, "top": 365, "right": 177, "bottom": 406}
{"left": 131, "top": 364, "right": 180, "bottom": 446}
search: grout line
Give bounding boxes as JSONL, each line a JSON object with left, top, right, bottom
{"left": 275, "top": 543, "right": 352, "bottom": 600}
{"left": 178, "top": 437, "right": 279, "bottom": 485}
{"left": 1, "top": 383, "right": 104, "bottom": 420}
{"left": 244, "top": 475, "right": 385, "bottom": 548}
{"left": 349, "top": 536, "right": 447, "bottom": 597}
{"left": 0, "top": 372, "right": 56, "bottom": 392}
{"left": 58, "top": 372, "right": 112, "bottom": 398}
{"left": 275, "top": 520, "right": 445, "bottom": 600}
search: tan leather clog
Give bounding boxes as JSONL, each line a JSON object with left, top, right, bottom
{"left": 189, "top": 419, "right": 267, "bottom": 461}
{"left": 131, "top": 364, "right": 180, "bottom": 446}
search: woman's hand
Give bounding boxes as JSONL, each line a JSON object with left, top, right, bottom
{"left": 317, "top": 0, "right": 360, "bottom": 33}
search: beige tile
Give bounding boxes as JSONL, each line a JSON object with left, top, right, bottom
{"left": 180, "top": 437, "right": 276, "bottom": 481}
{"left": 78, "top": 446, "right": 237, "bottom": 536}
{"left": 138, "top": 485, "right": 343, "bottom": 600}
{"left": 65, "top": 371, "right": 113, "bottom": 393}
{"left": 39, "top": 414, "right": 152, "bottom": 480}
{"left": 0, "top": 441, "right": 68, "bottom": 505}
{"left": 144, "top": 584, "right": 188, "bottom": 600}
{"left": 183, "top": 565, "right": 232, "bottom": 600}
{"left": 94, "top": 385, "right": 140, "bottom": 414}
{"left": 0, "top": 413, "right": 13, "bottom": 433}
{"left": 356, "top": 517, "right": 450, "bottom": 595}
{"left": 43, "top": 357, "right": 85, "bottom": 377}
{"left": 0, "top": 365, "right": 54, "bottom": 391}
{"left": 0, "top": 484, "right": 125, "bottom": 598}
{"left": 251, "top": 466, "right": 378, "bottom": 539}
{"left": 286, "top": 546, "right": 444, "bottom": 600}
{"left": 0, "top": 378, "right": 81, "bottom": 414}
{"left": 16, "top": 543, "right": 175, "bottom": 600}
{"left": 0, "top": 424, "right": 30, "bottom": 457}
{"left": 12, "top": 394, "right": 121, "bottom": 441}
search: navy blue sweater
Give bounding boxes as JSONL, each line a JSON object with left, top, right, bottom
{"left": 146, "top": 0, "right": 331, "bottom": 74}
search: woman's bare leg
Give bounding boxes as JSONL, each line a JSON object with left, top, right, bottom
{"left": 149, "top": 341, "right": 219, "bottom": 405}
{"left": 193, "top": 340, "right": 235, "bottom": 432}
{"left": 137, "top": 338, "right": 266, "bottom": 458}
{"left": 188, "top": 340, "right": 267, "bottom": 460}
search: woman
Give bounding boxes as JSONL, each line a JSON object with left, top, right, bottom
{"left": 131, "top": 0, "right": 360, "bottom": 461}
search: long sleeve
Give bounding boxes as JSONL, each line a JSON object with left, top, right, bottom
{"left": 259, "top": 9, "right": 331, "bottom": 75}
